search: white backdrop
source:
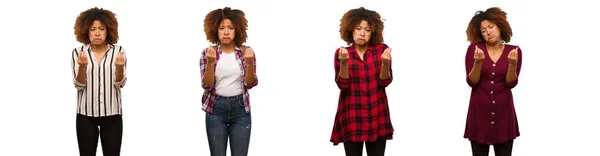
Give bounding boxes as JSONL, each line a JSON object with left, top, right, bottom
{"left": 1, "top": 0, "right": 599, "bottom": 155}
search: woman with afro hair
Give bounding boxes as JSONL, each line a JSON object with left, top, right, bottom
{"left": 463, "top": 7, "right": 522, "bottom": 156}
{"left": 330, "top": 7, "right": 393, "bottom": 156}
{"left": 200, "top": 7, "right": 258, "bottom": 156}
{"left": 71, "top": 7, "right": 127, "bottom": 156}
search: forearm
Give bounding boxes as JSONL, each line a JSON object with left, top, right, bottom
{"left": 468, "top": 62, "right": 483, "bottom": 84}
{"left": 76, "top": 65, "right": 87, "bottom": 84}
{"left": 115, "top": 65, "right": 124, "bottom": 82}
{"left": 202, "top": 62, "right": 215, "bottom": 87}
{"left": 244, "top": 62, "right": 256, "bottom": 84}
{"left": 339, "top": 62, "right": 349, "bottom": 79}
{"left": 506, "top": 63, "right": 517, "bottom": 83}
{"left": 379, "top": 63, "right": 390, "bottom": 80}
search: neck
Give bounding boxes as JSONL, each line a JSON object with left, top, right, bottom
{"left": 486, "top": 41, "right": 503, "bottom": 51}
{"left": 354, "top": 44, "right": 368, "bottom": 53}
{"left": 90, "top": 44, "right": 108, "bottom": 53}
{"left": 220, "top": 43, "right": 236, "bottom": 53}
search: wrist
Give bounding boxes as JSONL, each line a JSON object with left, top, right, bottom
{"left": 382, "top": 61, "right": 390, "bottom": 66}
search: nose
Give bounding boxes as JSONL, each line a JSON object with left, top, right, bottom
{"left": 359, "top": 30, "right": 366, "bottom": 36}
{"left": 94, "top": 30, "right": 100, "bottom": 36}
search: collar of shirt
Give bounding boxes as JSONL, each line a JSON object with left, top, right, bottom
{"left": 216, "top": 44, "right": 242, "bottom": 55}
{"left": 84, "top": 44, "right": 114, "bottom": 52}
{"left": 348, "top": 43, "right": 376, "bottom": 54}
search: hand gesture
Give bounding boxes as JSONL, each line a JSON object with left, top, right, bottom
{"left": 508, "top": 47, "right": 519, "bottom": 65}
{"left": 115, "top": 51, "right": 125, "bottom": 67}
{"left": 243, "top": 47, "right": 255, "bottom": 64}
{"left": 338, "top": 47, "right": 349, "bottom": 63}
{"left": 78, "top": 50, "right": 88, "bottom": 66}
{"left": 474, "top": 45, "right": 485, "bottom": 63}
{"left": 381, "top": 48, "right": 391, "bottom": 65}
{"left": 206, "top": 46, "right": 217, "bottom": 63}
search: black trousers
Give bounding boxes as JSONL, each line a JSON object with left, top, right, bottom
{"left": 343, "top": 138, "right": 387, "bottom": 156}
{"left": 470, "top": 140, "right": 514, "bottom": 156}
{"left": 76, "top": 114, "right": 123, "bottom": 156}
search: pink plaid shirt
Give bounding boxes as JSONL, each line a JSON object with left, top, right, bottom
{"left": 199, "top": 45, "right": 258, "bottom": 114}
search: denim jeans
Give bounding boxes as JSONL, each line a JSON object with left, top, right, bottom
{"left": 206, "top": 94, "right": 252, "bottom": 156}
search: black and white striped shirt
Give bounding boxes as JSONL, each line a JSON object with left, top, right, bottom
{"left": 72, "top": 44, "right": 127, "bottom": 117}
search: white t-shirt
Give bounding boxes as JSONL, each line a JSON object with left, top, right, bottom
{"left": 215, "top": 52, "right": 243, "bottom": 96}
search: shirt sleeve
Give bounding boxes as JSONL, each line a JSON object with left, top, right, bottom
{"left": 72, "top": 48, "right": 86, "bottom": 90}
{"left": 505, "top": 46, "right": 522, "bottom": 89}
{"left": 114, "top": 46, "right": 127, "bottom": 88}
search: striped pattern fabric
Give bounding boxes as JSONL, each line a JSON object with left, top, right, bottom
{"left": 72, "top": 44, "right": 127, "bottom": 117}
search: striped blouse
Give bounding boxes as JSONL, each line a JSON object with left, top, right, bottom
{"left": 71, "top": 44, "right": 127, "bottom": 117}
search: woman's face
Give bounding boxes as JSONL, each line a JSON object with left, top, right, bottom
{"left": 480, "top": 20, "right": 501, "bottom": 44}
{"left": 88, "top": 20, "right": 107, "bottom": 45}
{"left": 352, "top": 20, "right": 372, "bottom": 46}
{"left": 218, "top": 19, "right": 236, "bottom": 45}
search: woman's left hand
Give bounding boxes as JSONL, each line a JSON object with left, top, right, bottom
{"left": 508, "top": 47, "right": 519, "bottom": 65}
{"left": 381, "top": 48, "right": 391, "bottom": 65}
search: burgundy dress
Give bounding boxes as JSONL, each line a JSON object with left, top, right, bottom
{"left": 464, "top": 43, "right": 522, "bottom": 145}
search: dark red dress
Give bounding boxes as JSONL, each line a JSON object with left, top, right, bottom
{"left": 464, "top": 43, "right": 522, "bottom": 145}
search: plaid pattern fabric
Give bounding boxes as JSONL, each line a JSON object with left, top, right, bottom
{"left": 200, "top": 44, "right": 258, "bottom": 114}
{"left": 330, "top": 43, "right": 394, "bottom": 145}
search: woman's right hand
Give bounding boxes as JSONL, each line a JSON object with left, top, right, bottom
{"left": 78, "top": 51, "right": 88, "bottom": 66}
{"left": 338, "top": 47, "right": 349, "bottom": 63}
{"left": 206, "top": 47, "right": 217, "bottom": 63}
{"left": 474, "top": 45, "right": 485, "bottom": 63}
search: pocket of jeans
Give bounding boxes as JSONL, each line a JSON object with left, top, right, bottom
{"left": 236, "top": 98, "right": 245, "bottom": 108}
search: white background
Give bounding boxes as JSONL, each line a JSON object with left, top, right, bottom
{"left": 1, "top": 0, "right": 599, "bottom": 155}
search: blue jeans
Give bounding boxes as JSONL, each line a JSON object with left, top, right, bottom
{"left": 206, "top": 94, "right": 252, "bottom": 156}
